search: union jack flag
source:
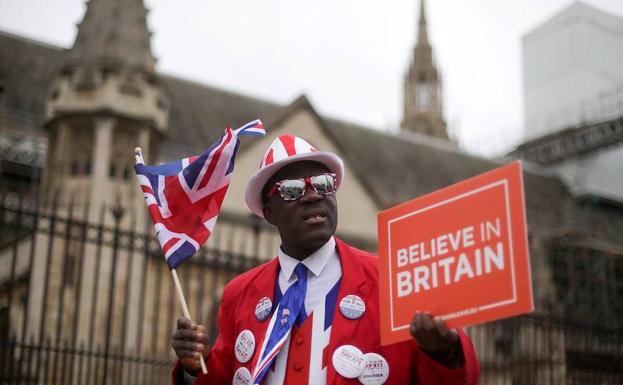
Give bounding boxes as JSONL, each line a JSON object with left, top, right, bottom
{"left": 134, "top": 120, "right": 265, "bottom": 269}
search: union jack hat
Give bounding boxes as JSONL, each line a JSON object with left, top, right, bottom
{"left": 245, "top": 134, "right": 344, "bottom": 218}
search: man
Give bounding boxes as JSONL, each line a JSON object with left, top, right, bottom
{"left": 171, "top": 135, "right": 480, "bottom": 384}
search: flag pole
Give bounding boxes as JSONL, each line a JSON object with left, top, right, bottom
{"left": 171, "top": 268, "right": 208, "bottom": 374}
{"left": 135, "top": 147, "right": 208, "bottom": 375}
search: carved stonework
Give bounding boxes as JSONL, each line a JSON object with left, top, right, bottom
{"left": 41, "top": 0, "right": 167, "bottom": 225}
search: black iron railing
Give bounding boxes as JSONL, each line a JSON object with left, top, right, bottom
{"left": 0, "top": 193, "right": 622, "bottom": 384}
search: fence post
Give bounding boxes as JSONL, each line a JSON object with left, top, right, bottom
{"left": 101, "top": 203, "right": 125, "bottom": 385}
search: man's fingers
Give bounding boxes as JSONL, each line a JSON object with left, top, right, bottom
{"left": 420, "top": 313, "right": 437, "bottom": 333}
{"left": 411, "top": 313, "right": 439, "bottom": 349}
{"left": 419, "top": 314, "right": 441, "bottom": 348}
{"left": 171, "top": 339, "right": 203, "bottom": 353}
{"left": 433, "top": 316, "right": 459, "bottom": 343}
{"left": 176, "top": 348, "right": 201, "bottom": 360}
{"left": 177, "top": 317, "right": 196, "bottom": 330}
{"left": 411, "top": 312, "right": 462, "bottom": 356}
{"left": 195, "top": 325, "right": 209, "bottom": 343}
{"left": 173, "top": 328, "right": 200, "bottom": 341}
{"left": 172, "top": 317, "right": 210, "bottom": 374}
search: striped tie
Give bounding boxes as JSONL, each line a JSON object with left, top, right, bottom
{"left": 253, "top": 263, "right": 308, "bottom": 384}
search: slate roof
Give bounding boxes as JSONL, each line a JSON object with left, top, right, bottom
{"left": 159, "top": 75, "right": 283, "bottom": 160}
{"left": 0, "top": 31, "right": 65, "bottom": 118}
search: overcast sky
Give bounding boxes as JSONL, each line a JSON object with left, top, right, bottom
{"left": 1, "top": 0, "right": 622, "bottom": 155}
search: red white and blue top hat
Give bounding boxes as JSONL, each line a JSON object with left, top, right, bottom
{"left": 245, "top": 134, "right": 344, "bottom": 218}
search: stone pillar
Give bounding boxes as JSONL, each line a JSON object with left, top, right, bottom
{"left": 123, "top": 126, "right": 151, "bottom": 351}
{"left": 89, "top": 117, "right": 115, "bottom": 221}
{"left": 43, "top": 121, "right": 70, "bottom": 206}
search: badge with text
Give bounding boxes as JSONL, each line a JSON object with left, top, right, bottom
{"left": 358, "top": 353, "right": 389, "bottom": 385}
{"left": 233, "top": 367, "right": 252, "bottom": 385}
{"left": 234, "top": 330, "right": 255, "bottom": 363}
{"left": 332, "top": 345, "right": 365, "bottom": 378}
{"left": 378, "top": 161, "right": 533, "bottom": 345}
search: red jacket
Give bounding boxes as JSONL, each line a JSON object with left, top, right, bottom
{"left": 173, "top": 238, "right": 480, "bottom": 384}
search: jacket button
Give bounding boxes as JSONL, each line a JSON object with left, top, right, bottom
{"left": 294, "top": 362, "right": 303, "bottom": 371}
{"left": 295, "top": 336, "right": 304, "bottom": 345}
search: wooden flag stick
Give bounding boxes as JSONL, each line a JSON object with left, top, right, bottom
{"left": 171, "top": 268, "right": 208, "bottom": 375}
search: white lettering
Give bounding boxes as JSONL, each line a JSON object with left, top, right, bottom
{"left": 474, "top": 248, "right": 482, "bottom": 275}
{"left": 463, "top": 226, "right": 475, "bottom": 247}
{"left": 448, "top": 231, "right": 461, "bottom": 251}
{"left": 413, "top": 266, "right": 430, "bottom": 293}
{"left": 436, "top": 234, "right": 448, "bottom": 256}
{"left": 397, "top": 271, "right": 412, "bottom": 297}
{"left": 485, "top": 218, "right": 501, "bottom": 240}
{"left": 484, "top": 242, "right": 504, "bottom": 272}
{"left": 454, "top": 253, "right": 475, "bottom": 282}
{"left": 420, "top": 242, "right": 431, "bottom": 260}
{"left": 409, "top": 244, "right": 419, "bottom": 263}
{"left": 397, "top": 248, "right": 408, "bottom": 267}
{"left": 437, "top": 257, "right": 455, "bottom": 285}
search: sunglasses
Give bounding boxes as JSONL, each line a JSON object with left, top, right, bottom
{"left": 267, "top": 173, "right": 338, "bottom": 201}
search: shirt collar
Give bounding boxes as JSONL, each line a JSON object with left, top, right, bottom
{"left": 277, "top": 236, "right": 336, "bottom": 281}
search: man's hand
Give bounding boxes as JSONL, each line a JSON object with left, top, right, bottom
{"left": 171, "top": 317, "right": 211, "bottom": 375}
{"left": 410, "top": 312, "right": 462, "bottom": 368}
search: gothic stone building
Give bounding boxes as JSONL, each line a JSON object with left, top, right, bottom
{"left": 0, "top": 0, "right": 622, "bottom": 384}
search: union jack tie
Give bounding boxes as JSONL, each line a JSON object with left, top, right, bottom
{"left": 253, "top": 263, "right": 308, "bottom": 384}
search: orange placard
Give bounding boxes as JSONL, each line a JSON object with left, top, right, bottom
{"left": 377, "top": 161, "right": 533, "bottom": 345}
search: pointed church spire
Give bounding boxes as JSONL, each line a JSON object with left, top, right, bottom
{"left": 66, "top": 0, "right": 156, "bottom": 74}
{"left": 401, "top": 0, "right": 448, "bottom": 140}
{"left": 417, "top": 0, "right": 430, "bottom": 47}
{"left": 46, "top": 0, "right": 168, "bottom": 132}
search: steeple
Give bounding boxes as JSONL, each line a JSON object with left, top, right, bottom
{"left": 401, "top": 0, "right": 448, "bottom": 140}
{"left": 417, "top": 0, "right": 430, "bottom": 48}
{"left": 66, "top": 0, "right": 156, "bottom": 74}
{"left": 45, "top": 0, "right": 167, "bottom": 130}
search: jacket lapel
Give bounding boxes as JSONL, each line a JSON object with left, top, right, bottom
{"left": 245, "top": 258, "right": 280, "bottom": 372}
{"left": 326, "top": 238, "right": 373, "bottom": 385}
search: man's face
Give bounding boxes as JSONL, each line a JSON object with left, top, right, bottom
{"left": 262, "top": 161, "right": 338, "bottom": 260}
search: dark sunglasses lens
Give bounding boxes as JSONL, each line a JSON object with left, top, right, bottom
{"left": 311, "top": 174, "right": 336, "bottom": 194}
{"left": 278, "top": 179, "right": 306, "bottom": 200}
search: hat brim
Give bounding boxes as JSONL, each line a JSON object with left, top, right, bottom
{"left": 245, "top": 151, "right": 345, "bottom": 218}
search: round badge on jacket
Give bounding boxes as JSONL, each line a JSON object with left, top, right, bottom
{"left": 332, "top": 344, "right": 365, "bottom": 378}
{"left": 234, "top": 330, "right": 255, "bottom": 364}
{"left": 358, "top": 352, "right": 389, "bottom": 385}
{"left": 232, "top": 367, "right": 252, "bottom": 385}
{"left": 339, "top": 294, "right": 366, "bottom": 319}
{"left": 255, "top": 297, "right": 272, "bottom": 322}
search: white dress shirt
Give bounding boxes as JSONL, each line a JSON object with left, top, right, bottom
{"left": 276, "top": 236, "right": 342, "bottom": 315}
